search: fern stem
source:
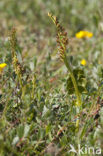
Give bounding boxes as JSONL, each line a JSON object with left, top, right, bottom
{"left": 64, "top": 56, "right": 82, "bottom": 107}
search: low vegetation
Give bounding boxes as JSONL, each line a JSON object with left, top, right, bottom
{"left": 0, "top": 0, "right": 103, "bottom": 155}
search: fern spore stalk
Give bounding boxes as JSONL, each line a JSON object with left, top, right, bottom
{"left": 10, "top": 28, "right": 23, "bottom": 90}
{"left": 48, "top": 13, "right": 82, "bottom": 107}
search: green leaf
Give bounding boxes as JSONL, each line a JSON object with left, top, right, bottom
{"left": 66, "top": 67, "right": 87, "bottom": 94}
{"left": 46, "top": 124, "right": 51, "bottom": 135}
{"left": 24, "top": 124, "right": 30, "bottom": 137}
{"left": 12, "top": 136, "right": 19, "bottom": 145}
{"left": 17, "top": 125, "right": 24, "bottom": 139}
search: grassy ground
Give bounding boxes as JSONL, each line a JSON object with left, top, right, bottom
{"left": 0, "top": 0, "right": 103, "bottom": 155}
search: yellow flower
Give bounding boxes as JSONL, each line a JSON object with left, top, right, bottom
{"left": 0, "top": 63, "right": 7, "bottom": 72}
{"left": 75, "top": 31, "right": 93, "bottom": 38}
{"left": 76, "top": 31, "right": 85, "bottom": 38}
{"left": 81, "top": 59, "right": 86, "bottom": 66}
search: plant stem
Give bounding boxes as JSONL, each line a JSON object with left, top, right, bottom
{"left": 64, "top": 55, "right": 82, "bottom": 130}
{"left": 64, "top": 56, "right": 82, "bottom": 107}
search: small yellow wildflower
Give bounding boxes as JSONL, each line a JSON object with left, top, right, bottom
{"left": 0, "top": 63, "right": 7, "bottom": 72}
{"left": 81, "top": 59, "right": 86, "bottom": 66}
{"left": 75, "top": 31, "right": 93, "bottom": 39}
{"left": 76, "top": 31, "right": 85, "bottom": 38}
{"left": 85, "top": 31, "right": 93, "bottom": 38}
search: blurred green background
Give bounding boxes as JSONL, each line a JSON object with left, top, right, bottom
{"left": 0, "top": 0, "right": 103, "bottom": 85}
{"left": 0, "top": 0, "right": 103, "bottom": 58}
{"left": 0, "top": 0, "right": 102, "bottom": 36}
{"left": 0, "top": 0, "right": 103, "bottom": 68}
